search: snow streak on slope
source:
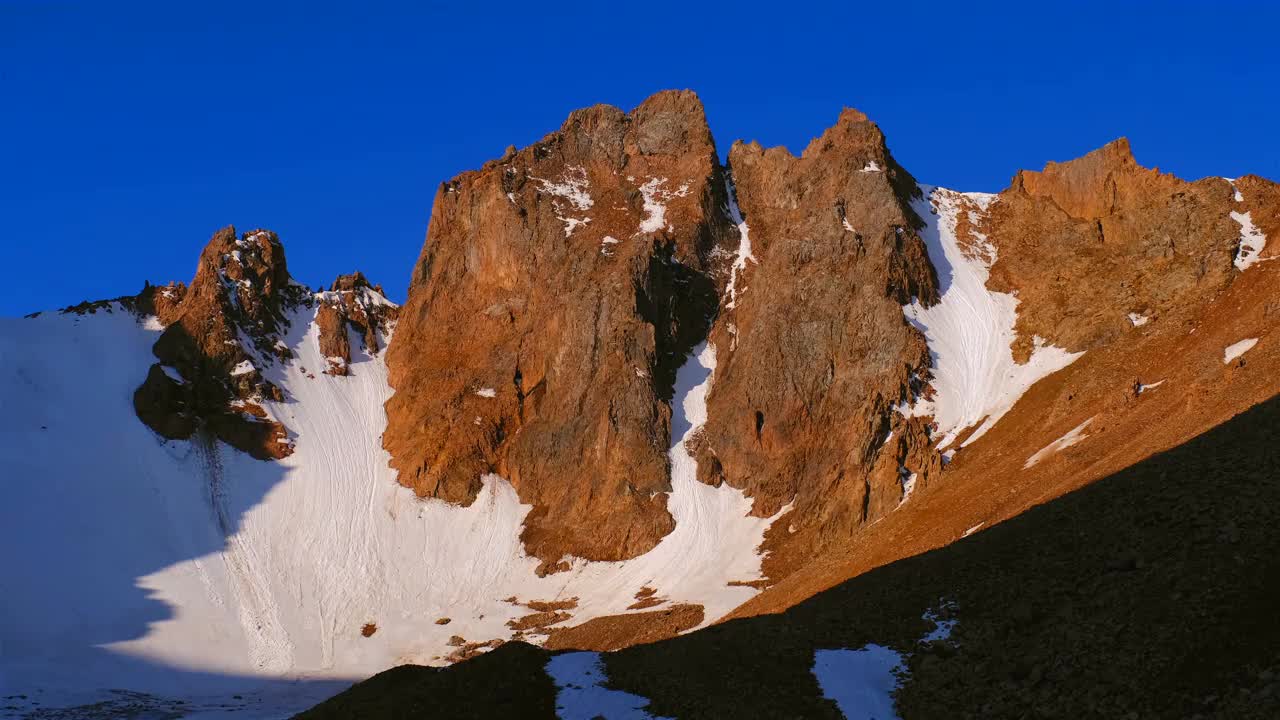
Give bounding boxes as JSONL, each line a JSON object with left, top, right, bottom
{"left": 0, "top": 301, "right": 778, "bottom": 716}
{"left": 723, "top": 176, "right": 755, "bottom": 310}
{"left": 1024, "top": 417, "right": 1095, "bottom": 469}
{"left": 902, "top": 187, "right": 1083, "bottom": 450}
{"left": 1227, "top": 179, "right": 1268, "bottom": 271}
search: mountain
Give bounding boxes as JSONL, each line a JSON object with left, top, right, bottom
{"left": 1, "top": 90, "right": 1276, "bottom": 719}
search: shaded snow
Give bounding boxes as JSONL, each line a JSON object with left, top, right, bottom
{"left": 1024, "top": 416, "right": 1095, "bottom": 469}
{"left": 161, "top": 365, "right": 186, "bottom": 383}
{"left": 1224, "top": 338, "right": 1258, "bottom": 364}
{"left": 902, "top": 187, "right": 1083, "bottom": 450}
{"left": 812, "top": 607, "right": 955, "bottom": 720}
{"left": 813, "top": 645, "right": 902, "bottom": 720}
{"left": 546, "top": 652, "right": 669, "bottom": 720}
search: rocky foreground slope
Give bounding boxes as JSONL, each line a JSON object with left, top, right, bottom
{"left": 1, "top": 90, "right": 1278, "bottom": 719}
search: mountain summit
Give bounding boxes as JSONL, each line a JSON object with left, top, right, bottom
{"left": 2, "top": 90, "right": 1278, "bottom": 719}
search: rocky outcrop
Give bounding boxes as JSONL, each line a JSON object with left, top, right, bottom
{"left": 985, "top": 139, "right": 1243, "bottom": 360}
{"left": 133, "top": 226, "right": 308, "bottom": 460}
{"left": 383, "top": 90, "right": 737, "bottom": 569}
{"left": 691, "top": 109, "right": 942, "bottom": 572}
{"left": 316, "top": 272, "right": 399, "bottom": 376}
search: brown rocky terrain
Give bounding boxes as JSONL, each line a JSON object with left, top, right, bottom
{"left": 316, "top": 271, "right": 399, "bottom": 376}
{"left": 382, "top": 90, "right": 738, "bottom": 569}
{"left": 985, "top": 138, "right": 1244, "bottom": 360}
{"left": 696, "top": 109, "right": 943, "bottom": 578}
{"left": 129, "top": 227, "right": 395, "bottom": 459}
{"left": 133, "top": 226, "right": 305, "bottom": 459}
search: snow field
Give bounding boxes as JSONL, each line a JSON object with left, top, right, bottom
{"left": 0, "top": 299, "right": 781, "bottom": 715}
{"left": 901, "top": 187, "right": 1083, "bottom": 451}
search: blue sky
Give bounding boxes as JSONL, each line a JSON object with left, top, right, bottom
{"left": 2, "top": 1, "right": 1277, "bottom": 316}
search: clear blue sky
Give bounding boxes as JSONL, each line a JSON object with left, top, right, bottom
{"left": 3, "top": 1, "right": 1278, "bottom": 316}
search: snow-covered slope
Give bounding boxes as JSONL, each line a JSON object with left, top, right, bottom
{"left": 902, "top": 187, "right": 1083, "bottom": 452}
{"left": 0, "top": 299, "right": 778, "bottom": 717}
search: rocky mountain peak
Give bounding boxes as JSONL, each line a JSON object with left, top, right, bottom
{"left": 1015, "top": 137, "right": 1141, "bottom": 219}
{"left": 316, "top": 272, "right": 398, "bottom": 376}
{"left": 384, "top": 89, "right": 736, "bottom": 570}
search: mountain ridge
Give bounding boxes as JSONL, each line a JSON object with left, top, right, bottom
{"left": 4, "top": 88, "right": 1277, "bottom": 719}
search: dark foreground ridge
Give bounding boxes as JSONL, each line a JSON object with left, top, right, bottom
{"left": 299, "top": 390, "right": 1280, "bottom": 719}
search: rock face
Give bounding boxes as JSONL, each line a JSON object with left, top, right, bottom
{"left": 985, "top": 139, "right": 1242, "bottom": 359}
{"left": 133, "top": 227, "right": 304, "bottom": 459}
{"left": 316, "top": 272, "right": 399, "bottom": 376}
{"left": 695, "top": 110, "right": 943, "bottom": 569}
{"left": 383, "top": 90, "right": 737, "bottom": 569}
{"left": 131, "top": 227, "right": 396, "bottom": 461}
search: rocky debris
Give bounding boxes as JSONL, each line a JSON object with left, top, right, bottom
{"left": 132, "top": 226, "right": 307, "bottom": 459}
{"left": 695, "top": 109, "right": 942, "bottom": 576}
{"left": 383, "top": 90, "right": 738, "bottom": 569}
{"left": 986, "top": 138, "right": 1247, "bottom": 360}
{"left": 125, "top": 228, "right": 395, "bottom": 460}
{"left": 316, "top": 272, "right": 399, "bottom": 376}
{"left": 542, "top": 603, "right": 705, "bottom": 652}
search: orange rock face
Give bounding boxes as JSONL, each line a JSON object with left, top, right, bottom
{"left": 132, "top": 226, "right": 309, "bottom": 460}
{"left": 986, "top": 139, "right": 1242, "bottom": 359}
{"left": 383, "top": 90, "right": 737, "bottom": 568}
{"left": 693, "top": 110, "right": 942, "bottom": 575}
{"left": 316, "top": 272, "right": 399, "bottom": 376}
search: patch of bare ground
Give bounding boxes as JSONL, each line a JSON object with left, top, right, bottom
{"left": 542, "top": 603, "right": 704, "bottom": 652}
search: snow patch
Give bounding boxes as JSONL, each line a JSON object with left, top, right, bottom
{"left": 534, "top": 166, "right": 594, "bottom": 237}
{"left": 637, "top": 177, "right": 690, "bottom": 234}
{"left": 475, "top": 387, "right": 496, "bottom": 398}
{"left": 1024, "top": 416, "right": 1095, "bottom": 469}
{"left": 0, "top": 307, "right": 781, "bottom": 713}
{"left": 1137, "top": 379, "right": 1164, "bottom": 394}
{"left": 546, "top": 652, "right": 669, "bottom": 720}
{"left": 1231, "top": 210, "right": 1267, "bottom": 271}
{"left": 860, "top": 160, "right": 882, "bottom": 173}
{"left": 230, "top": 360, "right": 255, "bottom": 376}
{"left": 812, "top": 607, "right": 956, "bottom": 720}
{"left": 723, "top": 177, "right": 756, "bottom": 310}
{"left": 1127, "top": 312, "right": 1149, "bottom": 327}
{"left": 902, "top": 187, "right": 1083, "bottom": 450}
{"left": 534, "top": 166, "right": 593, "bottom": 212}
{"left": 1224, "top": 338, "right": 1258, "bottom": 364}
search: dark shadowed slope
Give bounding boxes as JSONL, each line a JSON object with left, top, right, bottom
{"left": 300, "top": 388, "right": 1280, "bottom": 719}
